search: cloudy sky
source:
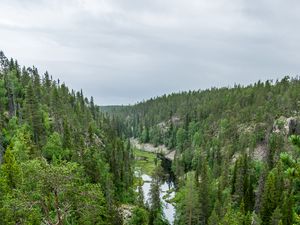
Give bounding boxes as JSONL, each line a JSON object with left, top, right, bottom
{"left": 0, "top": 0, "right": 299, "bottom": 105}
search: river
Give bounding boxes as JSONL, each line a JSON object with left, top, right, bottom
{"left": 140, "top": 173, "right": 175, "bottom": 225}
{"left": 132, "top": 139, "right": 176, "bottom": 224}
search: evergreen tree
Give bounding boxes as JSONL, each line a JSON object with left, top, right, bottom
{"left": 130, "top": 207, "right": 149, "bottom": 225}
{"left": 208, "top": 209, "right": 219, "bottom": 225}
{"left": 270, "top": 207, "right": 283, "bottom": 225}
{"left": 149, "top": 166, "right": 168, "bottom": 225}
{"left": 199, "top": 160, "right": 211, "bottom": 225}
{"left": 24, "top": 82, "right": 44, "bottom": 144}
{"left": 260, "top": 171, "right": 278, "bottom": 225}
{"left": 0, "top": 148, "right": 21, "bottom": 189}
{"left": 281, "top": 192, "right": 293, "bottom": 225}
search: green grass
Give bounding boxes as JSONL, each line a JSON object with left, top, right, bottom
{"left": 133, "top": 148, "right": 158, "bottom": 175}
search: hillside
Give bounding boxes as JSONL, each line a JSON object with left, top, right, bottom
{"left": 105, "top": 77, "right": 300, "bottom": 225}
{"left": 0, "top": 52, "right": 137, "bottom": 224}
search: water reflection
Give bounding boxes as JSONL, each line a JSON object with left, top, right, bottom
{"left": 140, "top": 174, "right": 175, "bottom": 225}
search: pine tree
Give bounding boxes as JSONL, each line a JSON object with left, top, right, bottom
{"left": 42, "top": 71, "right": 51, "bottom": 105}
{"left": 62, "top": 118, "right": 72, "bottom": 150}
{"left": 1, "top": 148, "right": 21, "bottom": 189}
{"left": 149, "top": 166, "right": 168, "bottom": 225}
{"left": 130, "top": 207, "right": 149, "bottom": 225}
{"left": 281, "top": 192, "right": 293, "bottom": 225}
{"left": 0, "top": 78, "right": 7, "bottom": 114}
{"left": 199, "top": 160, "right": 211, "bottom": 225}
{"left": 260, "top": 171, "right": 278, "bottom": 225}
{"left": 137, "top": 182, "right": 145, "bottom": 207}
{"left": 5, "top": 70, "right": 19, "bottom": 117}
{"left": 149, "top": 171, "right": 162, "bottom": 225}
{"left": 176, "top": 128, "right": 185, "bottom": 152}
{"left": 208, "top": 209, "right": 219, "bottom": 225}
{"left": 24, "top": 82, "right": 44, "bottom": 145}
{"left": 270, "top": 207, "right": 282, "bottom": 225}
{"left": 175, "top": 173, "right": 200, "bottom": 225}
{"left": 10, "top": 125, "right": 33, "bottom": 161}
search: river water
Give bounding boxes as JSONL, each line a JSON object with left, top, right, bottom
{"left": 140, "top": 174, "right": 175, "bottom": 224}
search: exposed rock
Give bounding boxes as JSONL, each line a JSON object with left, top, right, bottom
{"left": 273, "top": 116, "right": 300, "bottom": 136}
{"left": 232, "top": 151, "right": 240, "bottom": 163}
{"left": 170, "top": 116, "right": 180, "bottom": 125}
{"left": 84, "top": 133, "right": 105, "bottom": 148}
{"left": 165, "top": 150, "right": 176, "bottom": 161}
{"left": 157, "top": 122, "right": 168, "bottom": 132}
{"left": 253, "top": 144, "right": 268, "bottom": 161}
{"left": 130, "top": 138, "right": 175, "bottom": 160}
{"left": 131, "top": 138, "right": 169, "bottom": 154}
{"left": 237, "top": 123, "right": 255, "bottom": 134}
{"left": 286, "top": 117, "right": 300, "bottom": 135}
{"left": 119, "top": 204, "right": 134, "bottom": 224}
{"left": 232, "top": 144, "right": 268, "bottom": 163}
{"left": 240, "top": 117, "right": 300, "bottom": 163}
{"left": 93, "top": 134, "right": 105, "bottom": 147}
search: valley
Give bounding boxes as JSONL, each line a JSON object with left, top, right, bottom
{"left": 1, "top": 51, "right": 300, "bottom": 225}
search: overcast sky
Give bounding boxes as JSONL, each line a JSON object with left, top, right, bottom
{"left": 0, "top": 0, "right": 299, "bottom": 105}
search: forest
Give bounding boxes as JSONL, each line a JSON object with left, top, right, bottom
{"left": 1, "top": 51, "right": 300, "bottom": 225}
{"left": 106, "top": 76, "right": 300, "bottom": 225}
{"left": 0, "top": 51, "right": 139, "bottom": 225}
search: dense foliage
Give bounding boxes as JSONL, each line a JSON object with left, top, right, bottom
{"left": 0, "top": 52, "right": 135, "bottom": 224}
{"left": 105, "top": 76, "right": 300, "bottom": 225}
{"left": 4, "top": 49, "right": 300, "bottom": 224}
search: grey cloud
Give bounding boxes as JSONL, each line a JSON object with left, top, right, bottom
{"left": 0, "top": 0, "right": 300, "bottom": 105}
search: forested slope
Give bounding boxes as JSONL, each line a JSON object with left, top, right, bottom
{"left": 106, "top": 76, "right": 300, "bottom": 225}
{"left": 0, "top": 51, "right": 135, "bottom": 224}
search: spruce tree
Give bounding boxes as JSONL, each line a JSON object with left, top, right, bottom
{"left": 199, "top": 160, "right": 211, "bottom": 225}
{"left": 1, "top": 148, "right": 21, "bottom": 189}
{"left": 24, "top": 82, "right": 44, "bottom": 145}
{"left": 260, "top": 171, "right": 277, "bottom": 225}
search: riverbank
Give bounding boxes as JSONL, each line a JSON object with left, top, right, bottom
{"left": 133, "top": 148, "right": 158, "bottom": 175}
{"left": 131, "top": 138, "right": 176, "bottom": 161}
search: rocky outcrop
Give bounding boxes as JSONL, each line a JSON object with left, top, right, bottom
{"left": 273, "top": 116, "right": 300, "bottom": 136}
{"left": 130, "top": 138, "right": 175, "bottom": 161}
{"left": 165, "top": 150, "right": 176, "bottom": 161}
{"left": 286, "top": 117, "right": 300, "bottom": 135}
{"left": 119, "top": 204, "right": 134, "bottom": 224}
{"left": 253, "top": 144, "right": 268, "bottom": 161}
{"left": 170, "top": 116, "right": 180, "bottom": 125}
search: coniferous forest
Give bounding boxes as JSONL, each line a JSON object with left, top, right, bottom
{"left": 105, "top": 76, "right": 300, "bottom": 225}
{"left": 0, "top": 52, "right": 135, "bottom": 224}
{"left": 2, "top": 51, "right": 300, "bottom": 225}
